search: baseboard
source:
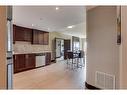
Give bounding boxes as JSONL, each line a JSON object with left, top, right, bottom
{"left": 85, "top": 82, "right": 100, "bottom": 90}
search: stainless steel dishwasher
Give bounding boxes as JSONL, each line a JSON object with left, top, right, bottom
{"left": 35, "top": 53, "right": 46, "bottom": 67}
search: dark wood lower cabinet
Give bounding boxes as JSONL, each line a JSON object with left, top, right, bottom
{"left": 45, "top": 52, "right": 51, "bottom": 65}
{"left": 14, "top": 54, "right": 35, "bottom": 73}
{"left": 25, "top": 54, "right": 35, "bottom": 70}
{"left": 13, "top": 54, "right": 26, "bottom": 73}
{"left": 14, "top": 52, "right": 51, "bottom": 73}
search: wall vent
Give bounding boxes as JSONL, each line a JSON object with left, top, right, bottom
{"left": 95, "top": 71, "right": 115, "bottom": 89}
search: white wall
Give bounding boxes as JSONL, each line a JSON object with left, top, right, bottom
{"left": 80, "top": 38, "right": 86, "bottom": 51}
{"left": 86, "top": 6, "right": 120, "bottom": 89}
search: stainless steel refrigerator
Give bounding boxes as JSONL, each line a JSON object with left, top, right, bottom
{"left": 6, "top": 6, "right": 13, "bottom": 89}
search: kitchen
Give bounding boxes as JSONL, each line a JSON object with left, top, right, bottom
{"left": 12, "top": 6, "right": 86, "bottom": 89}
{"left": 12, "top": 6, "right": 86, "bottom": 72}
{"left": 13, "top": 25, "right": 52, "bottom": 73}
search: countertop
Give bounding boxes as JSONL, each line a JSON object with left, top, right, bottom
{"left": 13, "top": 51, "right": 52, "bottom": 55}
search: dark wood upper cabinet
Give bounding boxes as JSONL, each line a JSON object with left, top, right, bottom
{"left": 43, "top": 32, "right": 49, "bottom": 45}
{"left": 32, "top": 29, "right": 49, "bottom": 45}
{"left": 32, "top": 29, "right": 40, "bottom": 44}
{"left": 13, "top": 25, "right": 32, "bottom": 42}
{"left": 13, "top": 25, "right": 25, "bottom": 42}
{"left": 24, "top": 27, "right": 32, "bottom": 42}
{"left": 13, "top": 25, "right": 16, "bottom": 43}
{"left": 38, "top": 31, "right": 44, "bottom": 44}
{"left": 13, "top": 25, "right": 49, "bottom": 45}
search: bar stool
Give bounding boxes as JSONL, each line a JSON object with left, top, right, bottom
{"left": 78, "top": 50, "right": 85, "bottom": 67}
{"left": 66, "top": 51, "right": 77, "bottom": 69}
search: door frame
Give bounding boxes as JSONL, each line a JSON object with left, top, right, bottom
{"left": 54, "top": 38, "right": 64, "bottom": 59}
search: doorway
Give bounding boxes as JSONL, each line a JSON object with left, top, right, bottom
{"left": 55, "top": 38, "right": 64, "bottom": 61}
{"left": 55, "top": 38, "right": 71, "bottom": 62}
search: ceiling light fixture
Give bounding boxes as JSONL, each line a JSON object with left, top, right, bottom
{"left": 48, "top": 28, "right": 50, "bottom": 30}
{"left": 67, "top": 25, "right": 74, "bottom": 29}
{"left": 55, "top": 7, "right": 59, "bottom": 10}
{"left": 31, "top": 24, "right": 34, "bottom": 26}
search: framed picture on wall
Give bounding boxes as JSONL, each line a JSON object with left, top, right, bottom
{"left": 117, "top": 6, "right": 121, "bottom": 45}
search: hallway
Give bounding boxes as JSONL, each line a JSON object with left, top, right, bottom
{"left": 14, "top": 61, "right": 85, "bottom": 89}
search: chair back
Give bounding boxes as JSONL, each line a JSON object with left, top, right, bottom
{"left": 67, "top": 51, "right": 73, "bottom": 59}
{"left": 79, "top": 50, "right": 85, "bottom": 58}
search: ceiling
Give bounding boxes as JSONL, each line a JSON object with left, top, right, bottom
{"left": 13, "top": 6, "right": 86, "bottom": 38}
{"left": 60, "top": 22, "right": 86, "bottom": 38}
{"left": 86, "top": 6, "right": 97, "bottom": 11}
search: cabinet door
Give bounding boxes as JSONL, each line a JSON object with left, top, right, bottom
{"left": 13, "top": 25, "right": 16, "bottom": 43}
{"left": 43, "top": 32, "right": 49, "bottom": 45}
{"left": 38, "top": 32, "right": 44, "bottom": 44}
{"left": 46, "top": 52, "right": 51, "bottom": 65}
{"left": 14, "top": 54, "right": 26, "bottom": 73}
{"left": 32, "top": 29, "right": 49, "bottom": 45}
{"left": 32, "top": 29, "right": 44, "bottom": 44}
{"left": 32, "top": 29, "right": 39, "bottom": 44}
{"left": 24, "top": 28, "right": 32, "bottom": 42}
{"left": 13, "top": 25, "right": 32, "bottom": 42}
{"left": 14, "top": 25, "right": 25, "bottom": 41}
{"left": 25, "top": 54, "right": 35, "bottom": 69}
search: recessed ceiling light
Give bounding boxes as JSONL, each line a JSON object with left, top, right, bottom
{"left": 67, "top": 25, "right": 74, "bottom": 29}
{"left": 31, "top": 24, "right": 34, "bottom": 26}
{"left": 48, "top": 28, "right": 50, "bottom": 30}
{"left": 55, "top": 7, "right": 59, "bottom": 10}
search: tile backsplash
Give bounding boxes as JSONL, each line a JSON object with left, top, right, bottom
{"left": 13, "top": 41, "right": 51, "bottom": 54}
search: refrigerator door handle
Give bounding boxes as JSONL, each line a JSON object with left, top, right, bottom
{"left": 7, "top": 20, "right": 13, "bottom": 52}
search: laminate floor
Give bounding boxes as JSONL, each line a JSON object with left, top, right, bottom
{"left": 13, "top": 60, "right": 85, "bottom": 89}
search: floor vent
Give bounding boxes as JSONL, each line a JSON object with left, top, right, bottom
{"left": 95, "top": 71, "right": 115, "bottom": 89}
